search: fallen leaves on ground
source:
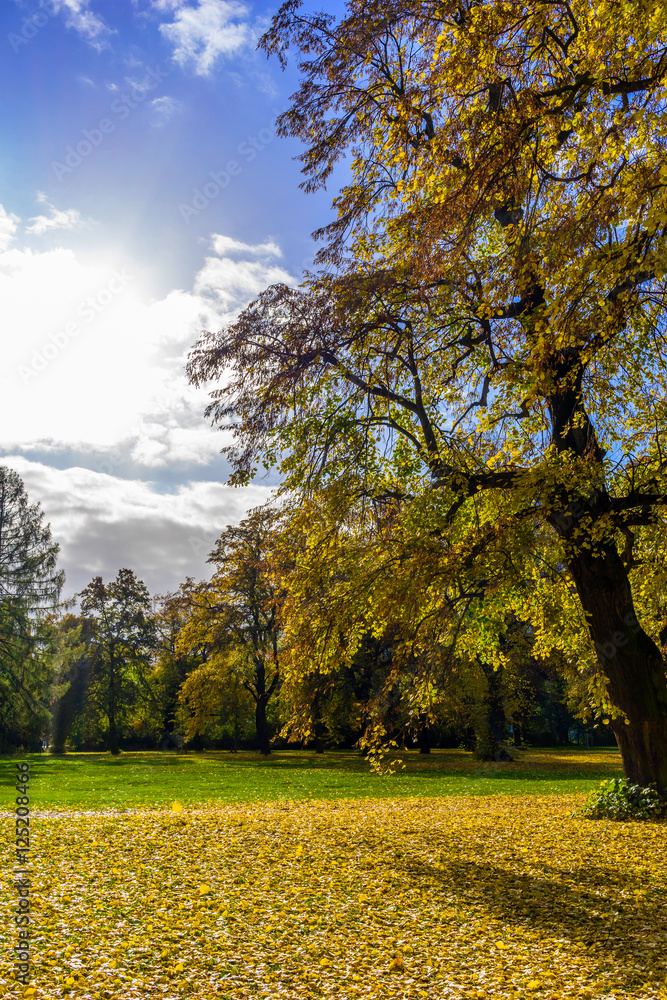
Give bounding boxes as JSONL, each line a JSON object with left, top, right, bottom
{"left": 1, "top": 794, "right": 666, "bottom": 999}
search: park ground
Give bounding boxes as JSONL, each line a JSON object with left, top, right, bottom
{"left": 1, "top": 749, "right": 666, "bottom": 1000}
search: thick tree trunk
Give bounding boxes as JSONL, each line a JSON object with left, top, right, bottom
{"left": 567, "top": 541, "right": 667, "bottom": 791}
{"left": 546, "top": 354, "right": 667, "bottom": 793}
{"left": 255, "top": 695, "right": 271, "bottom": 755}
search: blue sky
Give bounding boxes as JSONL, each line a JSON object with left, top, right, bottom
{"left": 0, "top": 0, "right": 334, "bottom": 599}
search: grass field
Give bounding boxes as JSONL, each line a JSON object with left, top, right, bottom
{"left": 0, "top": 747, "right": 624, "bottom": 810}
{"left": 2, "top": 749, "right": 666, "bottom": 1000}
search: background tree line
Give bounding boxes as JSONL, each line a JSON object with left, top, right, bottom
{"left": 1, "top": 464, "right": 616, "bottom": 757}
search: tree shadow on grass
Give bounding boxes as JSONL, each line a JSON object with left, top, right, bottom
{"left": 408, "top": 853, "right": 665, "bottom": 994}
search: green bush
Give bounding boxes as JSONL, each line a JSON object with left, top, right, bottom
{"left": 581, "top": 777, "right": 666, "bottom": 821}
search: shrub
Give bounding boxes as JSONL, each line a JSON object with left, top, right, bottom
{"left": 581, "top": 777, "right": 667, "bottom": 821}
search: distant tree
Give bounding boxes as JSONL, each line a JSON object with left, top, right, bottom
{"left": 79, "top": 569, "right": 156, "bottom": 755}
{"left": 0, "top": 466, "right": 65, "bottom": 749}
{"left": 48, "top": 613, "right": 87, "bottom": 754}
{"left": 149, "top": 586, "right": 205, "bottom": 749}
{"left": 178, "top": 647, "right": 255, "bottom": 751}
{"left": 175, "top": 509, "right": 283, "bottom": 755}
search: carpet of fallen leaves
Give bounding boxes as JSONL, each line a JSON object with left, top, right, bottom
{"left": 2, "top": 794, "right": 666, "bottom": 1000}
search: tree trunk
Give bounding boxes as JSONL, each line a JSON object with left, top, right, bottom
{"left": 252, "top": 658, "right": 272, "bottom": 755}
{"left": 546, "top": 356, "right": 667, "bottom": 792}
{"left": 310, "top": 692, "right": 325, "bottom": 752}
{"left": 567, "top": 541, "right": 667, "bottom": 791}
{"left": 255, "top": 695, "right": 271, "bottom": 755}
{"left": 51, "top": 702, "right": 70, "bottom": 755}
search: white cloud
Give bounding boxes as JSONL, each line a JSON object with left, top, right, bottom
{"left": 195, "top": 233, "right": 292, "bottom": 311}
{"left": 50, "top": 0, "right": 112, "bottom": 45}
{"left": 26, "top": 196, "right": 84, "bottom": 236}
{"left": 2, "top": 456, "right": 273, "bottom": 598}
{"left": 0, "top": 207, "right": 20, "bottom": 252}
{"left": 154, "top": 0, "right": 254, "bottom": 76}
{"left": 211, "top": 234, "right": 282, "bottom": 257}
{"left": 150, "top": 95, "right": 183, "bottom": 125}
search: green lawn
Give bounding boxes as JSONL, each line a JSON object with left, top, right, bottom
{"left": 1, "top": 747, "right": 622, "bottom": 810}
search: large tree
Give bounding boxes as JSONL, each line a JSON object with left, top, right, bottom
{"left": 189, "top": 0, "right": 667, "bottom": 789}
